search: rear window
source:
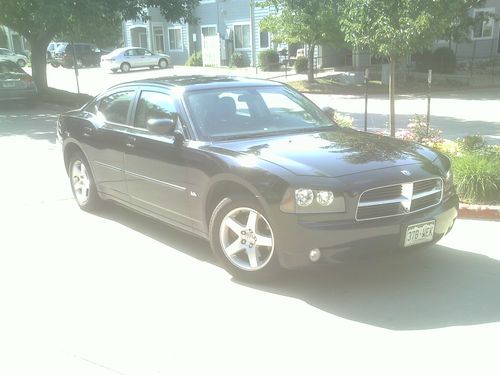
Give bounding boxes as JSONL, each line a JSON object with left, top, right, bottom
{"left": 0, "top": 60, "right": 24, "bottom": 73}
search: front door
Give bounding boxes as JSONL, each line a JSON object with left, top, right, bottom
{"left": 124, "top": 90, "right": 193, "bottom": 228}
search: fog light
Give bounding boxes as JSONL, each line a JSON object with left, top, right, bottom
{"left": 309, "top": 248, "right": 321, "bottom": 262}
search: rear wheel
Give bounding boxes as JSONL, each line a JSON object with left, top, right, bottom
{"left": 120, "top": 62, "right": 131, "bottom": 73}
{"left": 158, "top": 59, "right": 168, "bottom": 69}
{"left": 68, "top": 152, "right": 101, "bottom": 211}
{"left": 209, "top": 196, "right": 280, "bottom": 280}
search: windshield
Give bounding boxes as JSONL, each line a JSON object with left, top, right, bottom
{"left": 184, "top": 86, "right": 335, "bottom": 141}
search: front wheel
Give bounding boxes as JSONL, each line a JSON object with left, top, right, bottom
{"left": 68, "top": 152, "right": 101, "bottom": 211}
{"left": 209, "top": 196, "right": 280, "bottom": 280}
{"left": 17, "top": 59, "right": 26, "bottom": 67}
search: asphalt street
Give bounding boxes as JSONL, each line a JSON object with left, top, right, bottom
{"left": 27, "top": 64, "right": 500, "bottom": 144}
{"left": 1, "top": 103, "right": 500, "bottom": 375}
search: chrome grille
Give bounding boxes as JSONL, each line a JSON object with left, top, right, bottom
{"left": 356, "top": 178, "right": 443, "bottom": 221}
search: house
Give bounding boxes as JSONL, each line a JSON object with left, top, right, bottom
{"left": 0, "top": 25, "right": 29, "bottom": 55}
{"left": 123, "top": 0, "right": 278, "bottom": 67}
{"left": 434, "top": 0, "right": 500, "bottom": 60}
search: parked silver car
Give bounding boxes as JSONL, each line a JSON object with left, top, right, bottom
{"left": 0, "top": 48, "right": 29, "bottom": 67}
{"left": 100, "top": 47, "right": 170, "bottom": 73}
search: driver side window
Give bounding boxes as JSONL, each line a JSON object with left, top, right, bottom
{"left": 134, "top": 91, "right": 177, "bottom": 129}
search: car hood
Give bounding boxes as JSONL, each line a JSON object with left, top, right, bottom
{"left": 207, "top": 129, "right": 438, "bottom": 178}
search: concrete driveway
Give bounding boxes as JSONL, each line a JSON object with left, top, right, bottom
{"left": 1, "top": 102, "right": 500, "bottom": 375}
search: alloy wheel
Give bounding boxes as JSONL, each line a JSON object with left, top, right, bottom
{"left": 71, "top": 160, "right": 91, "bottom": 205}
{"left": 219, "top": 207, "right": 275, "bottom": 271}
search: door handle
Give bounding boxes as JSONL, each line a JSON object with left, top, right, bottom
{"left": 126, "top": 136, "right": 137, "bottom": 148}
{"left": 82, "top": 126, "right": 93, "bottom": 137}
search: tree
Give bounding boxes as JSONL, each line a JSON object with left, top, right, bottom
{"left": 260, "top": 0, "right": 344, "bottom": 82}
{"left": 339, "top": 0, "right": 483, "bottom": 136}
{"left": 0, "top": 0, "right": 198, "bottom": 91}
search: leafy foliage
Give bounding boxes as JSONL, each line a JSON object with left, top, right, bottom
{"left": 230, "top": 52, "right": 248, "bottom": 68}
{"left": 0, "top": 0, "right": 199, "bottom": 89}
{"left": 260, "top": 0, "right": 344, "bottom": 82}
{"left": 294, "top": 56, "right": 308, "bottom": 73}
{"left": 453, "top": 153, "right": 500, "bottom": 204}
{"left": 432, "top": 47, "right": 456, "bottom": 74}
{"left": 186, "top": 51, "right": 203, "bottom": 66}
{"left": 258, "top": 49, "right": 280, "bottom": 71}
{"left": 457, "top": 135, "right": 488, "bottom": 153}
{"left": 397, "top": 115, "right": 443, "bottom": 147}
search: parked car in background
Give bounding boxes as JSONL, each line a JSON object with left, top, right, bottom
{"left": 57, "top": 76, "right": 458, "bottom": 280}
{"left": 0, "top": 48, "right": 29, "bottom": 67}
{"left": 0, "top": 60, "right": 37, "bottom": 103}
{"left": 47, "top": 41, "right": 63, "bottom": 61}
{"left": 53, "top": 43, "right": 104, "bottom": 68}
{"left": 100, "top": 47, "right": 170, "bottom": 73}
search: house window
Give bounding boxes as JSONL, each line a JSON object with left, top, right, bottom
{"left": 260, "top": 30, "right": 270, "bottom": 49}
{"left": 201, "top": 25, "right": 217, "bottom": 37}
{"left": 168, "top": 27, "right": 182, "bottom": 51}
{"left": 234, "top": 24, "right": 251, "bottom": 49}
{"left": 473, "top": 8, "right": 494, "bottom": 39}
{"left": 153, "top": 26, "right": 165, "bottom": 53}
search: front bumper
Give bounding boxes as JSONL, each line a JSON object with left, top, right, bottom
{"left": 272, "top": 193, "right": 459, "bottom": 269}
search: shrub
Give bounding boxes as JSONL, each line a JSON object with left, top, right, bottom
{"left": 333, "top": 112, "right": 354, "bottom": 128}
{"left": 452, "top": 153, "right": 500, "bottom": 204}
{"left": 432, "top": 47, "right": 456, "bottom": 74}
{"left": 294, "top": 56, "right": 308, "bottom": 74}
{"left": 397, "top": 115, "right": 443, "bottom": 147}
{"left": 186, "top": 51, "right": 203, "bottom": 66}
{"left": 230, "top": 52, "right": 248, "bottom": 68}
{"left": 457, "top": 135, "right": 487, "bottom": 153}
{"left": 258, "top": 49, "right": 280, "bottom": 71}
{"left": 414, "top": 49, "right": 433, "bottom": 73}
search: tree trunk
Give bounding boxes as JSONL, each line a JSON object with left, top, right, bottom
{"left": 307, "top": 44, "right": 315, "bottom": 83}
{"left": 29, "top": 37, "right": 51, "bottom": 91}
{"left": 388, "top": 56, "right": 396, "bottom": 137}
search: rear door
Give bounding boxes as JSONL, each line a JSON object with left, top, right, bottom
{"left": 82, "top": 89, "right": 137, "bottom": 202}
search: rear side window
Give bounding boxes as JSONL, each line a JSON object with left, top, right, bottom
{"left": 96, "top": 91, "right": 135, "bottom": 124}
{"left": 134, "top": 91, "right": 177, "bottom": 129}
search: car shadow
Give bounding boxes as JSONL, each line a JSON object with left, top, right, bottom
{"left": 93, "top": 202, "right": 500, "bottom": 331}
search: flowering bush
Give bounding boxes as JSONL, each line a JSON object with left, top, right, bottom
{"left": 397, "top": 115, "right": 443, "bottom": 147}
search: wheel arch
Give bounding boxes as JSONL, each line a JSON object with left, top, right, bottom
{"left": 204, "top": 177, "right": 271, "bottom": 233}
{"left": 63, "top": 141, "right": 88, "bottom": 175}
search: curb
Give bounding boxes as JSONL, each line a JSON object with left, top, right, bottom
{"left": 458, "top": 203, "right": 500, "bottom": 221}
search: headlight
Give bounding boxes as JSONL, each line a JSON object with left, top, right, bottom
{"left": 281, "top": 188, "right": 345, "bottom": 213}
{"left": 316, "top": 191, "right": 334, "bottom": 206}
{"left": 295, "top": 188, "right": 314, "bottom": 207}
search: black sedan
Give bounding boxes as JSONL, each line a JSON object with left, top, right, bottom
{"left": 57, "top": 76, "right": 458, "bottom": 279}
{"left": 0, "top": 60, "right": 37, "bottom": 103}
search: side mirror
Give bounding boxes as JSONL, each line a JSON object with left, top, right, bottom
{"left": 146, "top": 118, "right": 175, "bottom": 135}
{"left": 321, "top": 106, "right": 336, "bottom": 119}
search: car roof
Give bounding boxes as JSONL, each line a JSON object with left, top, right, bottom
{"left": 109, "top": 75, "right": 283, "bottom": 92}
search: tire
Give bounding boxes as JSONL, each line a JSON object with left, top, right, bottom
{"left": 50, "top": 61, "right": 60, "bottom": 68}
{"left": 149, "top": 65, "right": 155, "bottom": 69}
{"left": 120, "top": 62, "right": 131, "bottom": 73}
{"left": 209, "top": 195, "right": 280, "bottom": 280}
{"left": 158, "top": 59, "right": 168, "bottom": 69}
{"left": 17, "top": 59, "right": 26, "bottom": 67}
{"left": 111, "top": 68, "right": 118, "bottom": 73}
{"left": 68, "top": 152, "right": 101, "bottom": 211}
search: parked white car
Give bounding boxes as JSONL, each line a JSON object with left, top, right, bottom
{"left": 0, "top": 48, "right": 29, "bottom": 67}
{"left": 100, "top": 47, "right": 170, "bottom": 73}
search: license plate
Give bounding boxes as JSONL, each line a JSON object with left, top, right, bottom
{"left": 3, "top": 81, "right": 15, "bottom": 88}
{"left": 404, "top": 220, "right": 435, "bottom": 247}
